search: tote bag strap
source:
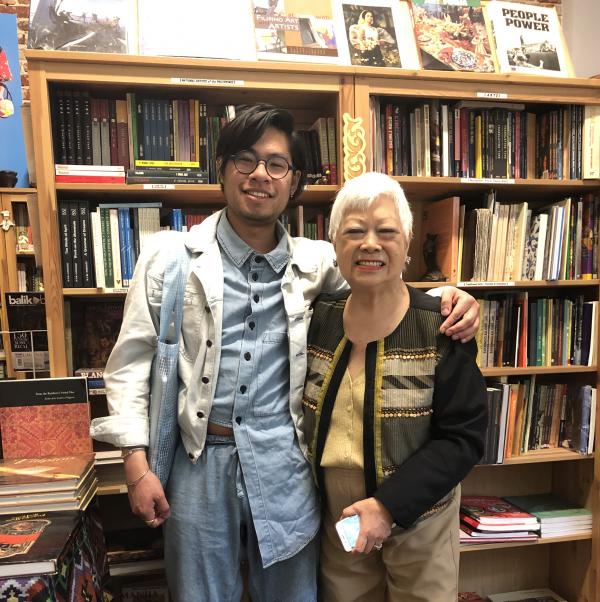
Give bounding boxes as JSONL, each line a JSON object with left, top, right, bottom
{"left": 157, "top": 234, "right": 190, "bottom": 344}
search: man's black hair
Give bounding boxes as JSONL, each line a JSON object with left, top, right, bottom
{"left": 216, "top": 103, "right": 307, "bottom": 201}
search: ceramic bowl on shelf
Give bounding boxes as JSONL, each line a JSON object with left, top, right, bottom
{"left": 0, "top": 170, "right": 18, "bottom": 187}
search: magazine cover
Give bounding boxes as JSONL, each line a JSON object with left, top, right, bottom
{"left": 0, "top": 13, "right": 30, "bottom": 187}
{"left": 253, "top": 0, "right": 339, "bottom": 64}
{"left": 3, "top": 292, "right": 48, "bottom": 371}
{"left": 410, "top": 0, "right": 495, "bottom": 72}
{"left": 484, "top": 2, "right": 572, "bottom": 77}
{"left": 334, "top": 0, "right": 421, "bottom": 68}
{"left": 138, "top": 0, "right": 256, "bottom": 60}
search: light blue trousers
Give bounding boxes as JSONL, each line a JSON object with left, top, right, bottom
{"left": 164, "top": 435, "right": 318, "bottom": 602}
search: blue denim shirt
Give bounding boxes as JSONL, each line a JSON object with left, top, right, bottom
{"left": 212, "top": 213, "right": 320, "bottom": 567}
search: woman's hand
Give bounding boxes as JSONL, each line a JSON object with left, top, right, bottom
{"left": 124, "top": 452, "right": 171, "bottom": 528}
{"left": 340, "top": 497, "right": 393, "bottom": 554}
{"left": 438, "top": 286, "right": 480, "bottom": 342}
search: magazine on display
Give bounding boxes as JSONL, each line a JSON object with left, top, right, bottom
{"left": 334, "top": 0, "right": 421, "bottom": 69}
{"left": 484, "top": 1, "right": 572, "bottom": 77}
{"left": 253, "top": 0, "right": 339, "bottom": 63}
{"left": 410, "top": 0, "right": 495, "bottom": 72}
{"left": 28, "top": 0, "right": 137, "bottom": 53}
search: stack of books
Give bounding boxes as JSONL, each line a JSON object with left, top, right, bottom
{"left": 55, "top": 164, "right": 125, "bottom": 184}
{"left": 505, "top": 493, "right": 593, "bottom": 538}
{"left": 459, "top": 495, "right": 539, "bottom": 544}
{"left": 0, "top": 455, "right": 97, "bottom": 515}
{"left": 487, "top": 588, "right": 567, "bottom": 601}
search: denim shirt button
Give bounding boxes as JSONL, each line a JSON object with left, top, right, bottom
{"left": 235, "top": 416, "right": 242, "bottom": 425}
{"left": 188, "top": 452, "right": 194, "bottom": 460}
{"left": 202, "top": 376, "right": 209, "bottom": 384}
{"left": 196, "top": 411, "right": 204, "bottom": 418}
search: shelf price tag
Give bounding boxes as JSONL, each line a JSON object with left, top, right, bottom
{"left": 143, "top": 184, "right": 176, "bottom": 190}
{"left": 477, "top": 92, "right": 509, "bottom": 99}
{"left": 171, "top": 77, "right": 245, "bottom": 87}
{"left": 460, "top": 178, "right": 516, "bottom": 185}
{"left": 457, "top": 281, "right": 516, "bottom": 287}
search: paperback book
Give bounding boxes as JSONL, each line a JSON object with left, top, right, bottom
{"left": 253, "top": 0, "right": 339, "bottom": 64}
{"left": 484, "top": 1, "right": 572, "bottom": 77}
{"left": 0, "top": 377, "right": 92, "bottom": 459}
{"left": 3, "top": 292, "right": 49, "bottom": 372}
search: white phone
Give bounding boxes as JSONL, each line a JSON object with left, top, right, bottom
{"left": 335, "top": 514, "right": 360, "bottom": 552}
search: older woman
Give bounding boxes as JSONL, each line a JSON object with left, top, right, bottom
{"left": 302, "top": 172, "right": 487, "bottom": 601}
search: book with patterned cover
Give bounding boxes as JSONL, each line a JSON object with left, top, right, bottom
{"left": 0, "top": 378, "right": 92, "bottom": 459}
{"left": 0, "top": 510, "right": 81, "bottom": 578}
{"left": 460, "top": 495, "right": 538, "bottom": 525}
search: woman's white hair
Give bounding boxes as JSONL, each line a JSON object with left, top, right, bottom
{"left": 328, "top": 172, "right": 413, "bottom": 242}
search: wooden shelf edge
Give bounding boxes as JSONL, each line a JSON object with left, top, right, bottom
{"left": 409, "top": 280, "right": 600, "bottom": 289}
{"left": 395, "top": 176, "right": 600, "bottom": 187}
{"left": 475, "top": 450, "right": 593, "bottom": 466}
{"left": 460, "top": 532, "right": 592, "bottom": 553}
{"left": 0, "top": 187, "right": 36, "bottom": 194}
{"left": 481, "top": 366, "right": 597, "bottom": 377}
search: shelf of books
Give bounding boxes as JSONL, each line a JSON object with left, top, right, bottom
{"left": 23, "top": 46, "right": 600, "bottom": 599}
{"left": 350, "top": 65, "right": 600, "bottom": 601}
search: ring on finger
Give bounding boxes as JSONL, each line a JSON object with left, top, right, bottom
{"left": 144, "top": 518, "right": 157, "bottom": 527}
{"left": 374, "top": 542, "right": 382, "bottom": 550}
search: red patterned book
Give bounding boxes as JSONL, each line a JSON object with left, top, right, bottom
{"left": 460, "top": 495, "right": 538, "bottom": 526}
{"left": 0, "top": 377, "right": 92, "bottom": 459}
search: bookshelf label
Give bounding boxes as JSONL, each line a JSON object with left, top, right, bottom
{"left": 477, "top": 92, "right": 509, "bottom": 99}
{"left": 460, "top": 178, "right": 516, "bottom": 185}
{"left": 458, "top": 281, "right": 516, "bottom": 287}
{"left": 171, "top": 77, "right": 245, "bottom": 87}
{"left": 143, "top": 184, "right": 176, "bottom": 190}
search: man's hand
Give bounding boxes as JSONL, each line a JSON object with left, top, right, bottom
{"left": 340, "top": 497, "right": 393, "bottom": 554}
{"left": 438, "top": 286, "right": 480, "bottom": 343}
{"left": 124, "top": 452, "right": 170, "bottom": 528}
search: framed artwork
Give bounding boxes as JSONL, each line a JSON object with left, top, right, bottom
{"left": 334, "top": 0, "right": 421, "bottom": 69}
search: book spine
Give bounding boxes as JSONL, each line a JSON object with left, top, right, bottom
{"left": 72, "top": 90, "right": 84, "bottom": 165}
{"left": 99, "top": 208, "right": 114, "bottom": 288}
{"left": 80, "top": 91, "right": 93, "bottom": 165}
{"left": 125, "top": 176, "right": 209, "bottom": 184}
{"left": 69, "top": 202, "right": 82, "bottom": 287}
{"left": 99, "top": 98, "right": 111, "bottom": 166}
{"left": 63, "top": 90, "right": 76, "bottom": 165}
{"left": 109, "top": 209, "right": 123, "bottom": 288}
{"left": 53, "top": 90, "right": 68, "bottom": 165}
{"left": 78, "top": 200, "right": 94, "bottom": 288}
{"left": 90, "top": 211, "right": 106, "bottom": 288}
{"left": 90, "top": 98, "right": 102, "bottom": 166}
{"left": 115, "top": 99, "right": 130, "bottom": 169}
{"left": 58, "top": 201, "right": 73, "bottom": 287}
{"left": 55, "top": 175, "right": 126, "bottom": 184}
{"left": 109, "top": 98, "right": 119, "bottom": 167}
{"left": 118, "top": 208, "right": 132, "bottom": 288}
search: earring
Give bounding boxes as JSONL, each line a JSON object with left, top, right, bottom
{"left": 405, "top": 256, "right": 411, "bottom": 265}
{"left": 333, "top": 260, "right": 338, "bottom": 267}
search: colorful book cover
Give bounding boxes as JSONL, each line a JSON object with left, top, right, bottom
{"left": 411, "top": 0, "right": 495, "bottom": 72}
{"left": 28, "top": 0, "right": 136, "bottom": 53}
{"left": 0, "top": 13, "right": 30, "bottom": 186}
{"left": 253, "top": 0, "right": 339, "bottom": 63}
{"left": 0, "top": 510, "right": 81, "bottom": 578}
{"left": 3, "top": 292, "right": 49, "bottom": 372}
{"left": 0, "top": 377, "right": 92, "bottom": 459}
{"left": 460, "top": 495, "right": 537, "bottom": 525}
{"left": 334, "top": 0, "right": 421, "bottom": 68}
{"left": 484, "top": 1, "right": 571, "bottom": 77}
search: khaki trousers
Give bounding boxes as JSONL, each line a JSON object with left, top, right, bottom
{"left": 320, "top": 468, "right": 460, "bottom": 602}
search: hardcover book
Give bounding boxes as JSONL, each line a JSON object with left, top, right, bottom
{"left": 0, "top": 377, "right": 92, "bottom": 459}
{"left": 460, "top": 495, "right": 538, "bottom": 525}
{"left": 487, "top": 588, "right": 567, "bottom": 602}
{"left": 0, "top": 510, "right": 81, "bottom": 578}
{"left": 3, "top": 292, "right": 49, "bottom": 372}
{"left": 0, "top": 455, "right": 95, "bottom": 495}
{"left": 483, "top": 1, "right": 572, "bottom": 77}
{"left": 411, "top": 0, "right": 495, "bottom": 72}
{"left": 504, "top": 493, "right": 592, "bottom": 524}
{"left": 253, "top": 0, "right": 339, "bottom": 64}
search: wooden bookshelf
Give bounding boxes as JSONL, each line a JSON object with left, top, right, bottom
{"left": 25, "top": 51, "right": 600, "bottom": 601}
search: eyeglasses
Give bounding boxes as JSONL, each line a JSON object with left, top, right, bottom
{"left": 231, "top": 150, "right": 294, "bottom": 179}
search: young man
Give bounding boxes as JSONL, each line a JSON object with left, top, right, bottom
{"left": 91, "top": 104, "right": 479, "bottom": 601}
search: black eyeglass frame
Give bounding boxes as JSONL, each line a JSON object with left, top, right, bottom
{"left": 230, "top": 149, "right": 296, "bottom": 180}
